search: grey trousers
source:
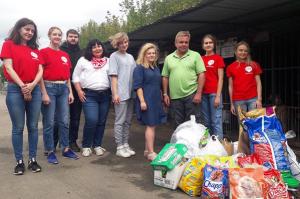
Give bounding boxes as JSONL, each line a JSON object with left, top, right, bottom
{"left": 114, "top": 99, "right": 133, "bottom": 146}
{"left": 171, "top": 93, "right": 201, "bottom": 128}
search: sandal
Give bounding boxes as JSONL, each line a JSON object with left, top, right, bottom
{"left": 144, "top": 150, "right": 149, "bottom": 157}
{"left": 147, "top": 152, "right": 157, "bottom": 161}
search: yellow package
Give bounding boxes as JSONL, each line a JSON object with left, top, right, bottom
{"left": 178, "top": 157, "right": 206, "bottom": 196}
{"left": 204, "top": 155, "right": 239, "bottom": 169}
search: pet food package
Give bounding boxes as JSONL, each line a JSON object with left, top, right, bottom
{"left": 178, "top": 157, "right": 206, "bottom": 196}
{"left": 204, "top": 155, "right": 239, "bottom": 169}
{"left": 229, "top": 167, "right": 266, "bottom": 199}
{"left": 264, "top": 169, "right": 289, "bottom": 199}
{"left": 237, "top": 106, "right": 275, "bottom": 155}
{"left": 243, "top": 115, "right": 290, "bottom": 171}
{"left": 151, "top": 143, "right": 188, "bottom": 172}
{"left": 170, "top": 115, "right": 209, "bottom": 158}
{"left": 201, "top": 165, "right": 229, "bottom": 199}
{"left": 237, "top": 154, "right": 264, "bottom": 168}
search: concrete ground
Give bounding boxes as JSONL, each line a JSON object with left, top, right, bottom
{"left": 0, "top": 94, "right": 193, "bottom": 199}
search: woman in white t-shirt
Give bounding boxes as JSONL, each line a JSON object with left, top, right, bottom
{"left": 72, "top": 39, "right": 111, "bottom": 157}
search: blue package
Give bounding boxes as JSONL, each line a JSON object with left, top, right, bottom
{"left": 243, "top": 115, "right": 290, "bottom": 171}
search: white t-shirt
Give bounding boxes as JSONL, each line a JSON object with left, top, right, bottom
{"left": 72, "top": 57, "right": 110, "bottom": 90}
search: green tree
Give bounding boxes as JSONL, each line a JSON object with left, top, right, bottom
{"left": 79, "top": 0, "right": 201, "bottom": 48}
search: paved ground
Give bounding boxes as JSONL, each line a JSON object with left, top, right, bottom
{"left": 0, "top": 94, "right": 191, "bottom": 199}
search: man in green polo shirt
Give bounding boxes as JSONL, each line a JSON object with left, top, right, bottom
{"left": 162, "top": 31, "right": 206, "bottom": 127}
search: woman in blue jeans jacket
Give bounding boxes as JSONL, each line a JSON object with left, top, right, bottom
{"left": 0, "top": 18, "right": 43, "bottom": 175}
{"left": 72, "top": 39, "right": 111, "bottom": 157}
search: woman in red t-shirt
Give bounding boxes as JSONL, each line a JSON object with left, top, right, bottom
{"left": 39, "top": 27, "right": 78, "bottom": 164}
{"left": 200, "top": 34, "right": 225, "bottom": 139}
{"left": 226, "top": 41, "right": 262, "bottom": 117}
{"left": 0, "top": 18, "right": 43, "bottom": 175}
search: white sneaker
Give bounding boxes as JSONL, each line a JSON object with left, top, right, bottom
{"left": 123, "top": 143, "right": 136, "bottom": 156}
{"left": 82, "top": 148, "right": 92, "bottom": 157}
{"left": 116, "top": 146, "right": 131, "bottom": 158}
{"left": 94, "top": 146, "right": 106, "bottom": 156}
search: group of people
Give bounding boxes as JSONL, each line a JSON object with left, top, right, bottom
{"left": 0, "top": 17, "right": 262, "bottom": 176}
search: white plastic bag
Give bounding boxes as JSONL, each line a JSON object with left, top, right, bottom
{"left": 287, "top": 143, "right": 300, "bottom": 181}
{"left": 197, "top": 135, "right": 228, "bottom": 157}
{"left": 170, "top": 115, "right": 207, "bottom": 158}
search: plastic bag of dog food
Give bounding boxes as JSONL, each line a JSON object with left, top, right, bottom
{"left": 201, "top": 164, "right": 229, "bottom": 199}
{"left": 243, "top": 115, "right": 290, "bottom": 171}
{"left": 229, "top": 167, "right": 266, "bottom": 199}
{"left": 237, "top": 106, "right": 275, "bottom": 155}
{"left": 237, "top": 154, "right": 264, "bottom": 168}
{"left": 264, "top": 169, "right": 289, "bottom": 199}
{"left": 204, "top": 155, "right": 239, "bottom": 169}
{"left": 178, "top": 157, "right": 206, "bottom": 196}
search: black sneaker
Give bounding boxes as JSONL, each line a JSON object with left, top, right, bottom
{"left": 28, "top": 158, "right": 42, "bottom": 173}
{"left": 14, "top": 160, "right": 25, "bottom": 175}
{"left": 70, "top": 142, "right": 80, "bottom": 152}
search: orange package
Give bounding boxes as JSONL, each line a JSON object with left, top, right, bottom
{"left": 229, "top": 168, "right": 267, "bottom": 199}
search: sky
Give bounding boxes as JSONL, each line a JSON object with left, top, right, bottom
{"left": 0, "top": 0, "right": 123, "bottom": 48}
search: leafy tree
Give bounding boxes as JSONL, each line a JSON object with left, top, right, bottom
{"left": 79, "top": 0, "right": 201, "bottom": 48}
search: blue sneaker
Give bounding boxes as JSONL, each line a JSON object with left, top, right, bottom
{"left": 63, "top": 149, "right": 79, "bottom": 160}
{"left": 47, "top": 152, "right": 59, "bottom": 164}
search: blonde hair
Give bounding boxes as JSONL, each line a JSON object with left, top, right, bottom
{"left": 48, "top": 26, "right": 62, "bottom": 37}
{"left": 136, "top": 43, "right": 159, "bottom": 68}
{"left": 235, "top": 41, "right": 252, "bottom": 64}
{"left": 109, "top": 32, "right": 129, "bottom": 49}
{"left": 175, "top": 31, "right": 191, "bottom": 41}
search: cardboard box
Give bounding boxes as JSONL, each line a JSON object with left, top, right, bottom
{"left": 153, "top": 161, "right": 188, "bottom": 190}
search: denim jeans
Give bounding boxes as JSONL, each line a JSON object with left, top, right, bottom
{"left": 170, "top": 93, "right": 201, "bottom": 128}
{"left": 234, "top": 97, "right": 257, "bottom": 121}
{"left": 200, "top": 93, "right": 223, "bottom": 139}
{"left": 53, "top": 86, "right": 82, "bottom": 147}
{"left": 6, "top": 83, "right": 42, "bottom": 161}
{"left": 82, "top": 89, "right": 111, "bottom": 148}
{"left": 42, "top": 82, "right": 70, "bottom": 152}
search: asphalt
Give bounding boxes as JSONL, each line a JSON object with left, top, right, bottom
{"left": 0, "top": 94, "right": 191, "bottom": 199}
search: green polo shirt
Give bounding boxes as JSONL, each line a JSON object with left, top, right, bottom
{"left": 162, "top": 49, "right": 205, "bottom": 99}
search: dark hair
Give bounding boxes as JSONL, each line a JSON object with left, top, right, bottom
{"left": 66, "top": 29, "right": 79, "bottom": 37}
{"left": 84, "top": 39, "right": 106, "bottom": 61}
{"left": 8, "top": 18, "right": 39, "bottom": 49}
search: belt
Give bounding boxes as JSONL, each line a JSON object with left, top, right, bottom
{"left": 44, "top": 80, "right": 67, "bottom": 84}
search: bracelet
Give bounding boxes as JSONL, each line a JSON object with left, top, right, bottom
{"left": 163, "top": 93, "right": 168, "bottom": 96}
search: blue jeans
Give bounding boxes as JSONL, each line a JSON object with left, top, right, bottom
{"left": 82, "top": 89, "right": 111, "bottom": 148}
{"left": 201, "top": 93, "right": 223, "bottom": 139}
{"left": 42, "top": 83, "right": 69, "bottom": 152}
{"left": 234, "top": 97, "right": 257, "bottom": 121}
{"left": 6, "top": 83, "right": 42, "bottom": 161}
{"left": 53, "top": 86, "right": 82, "bottom": 146}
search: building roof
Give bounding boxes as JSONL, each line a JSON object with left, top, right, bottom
{"left": 107, "top": 0, "right": 300, "bottom": 52}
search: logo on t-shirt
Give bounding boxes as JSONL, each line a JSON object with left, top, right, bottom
{"left": 245, "top": 66, "right": 253, "bottom": 73}
{"left": 61, "top": 56, "right": 68, "bottom": 64}
{"left": 31, "top": 52, "right": 38, "bottom": 60}
{"left": 208, "top": 60, "right": 215, "bottom": 66}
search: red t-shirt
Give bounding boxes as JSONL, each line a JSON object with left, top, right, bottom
{"left": 226, "top": 61, "right": 262, "bottom": 101}
{"left": 202, "top": 54, "right": 225, "bottom": 94}
{"left": 0, "top": 40, "right": 40, "bottom": 83}
{"left": 40, "top": 47, "right": 71, "bottom": 81}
